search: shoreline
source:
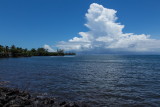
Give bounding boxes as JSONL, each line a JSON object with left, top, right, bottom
{"left": 0, "top": 55, "right": 76, "bottom": 59}
{"left": 0, "top": 85, "right": 88, "bottom": 107}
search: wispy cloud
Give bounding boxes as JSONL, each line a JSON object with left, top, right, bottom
{"left": 48, "top": 3, "right": 160, "bottom": 54}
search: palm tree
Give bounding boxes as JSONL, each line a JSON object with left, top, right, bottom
{"left": 0, "top": 45, "right": 4, "bottom": 57}
{"left": 57, "top": 49, "right": 64, "bottom": 56}
{"left": 31, "top": 48, "right": 37, "bottom": 56}
{"left": 0, "top": 45, "right": 4, "bottom": 53}
{"left": 5, "top": 46, "right": 9, "bottom": 57}
{"left": 10, "top": 45, "right": 18, "bottom": 57}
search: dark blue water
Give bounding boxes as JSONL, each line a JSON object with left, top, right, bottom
{"left": 0, "top": 55, "right": 160, "bottom": 106}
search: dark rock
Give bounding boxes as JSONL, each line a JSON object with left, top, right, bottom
{"left": 10, "top": 104, "right": 23, "bottom": 107}
{"left": 64, "top": 102, "right": 80, "bottom": 107}
{"left": 60, "top": 101, "right": 66, "bottom": 106}
{"left": 0, "top": 87, "right": 86, "bottom": 107}
{"left": 6, "top": 90, "right": 19, "bottom": 96}
{"left": 7, "top": 95, "right": 17, "bottom": 101}
{"left": 0, "top": 103, "right": 3, "bottom": 107}
{"left": 43, "top": 98, "right": 54, "bottom": 105}
{"left": 19, "top": 91, "right": 31, "bottom": 99}
{"left": 0, "top": 96, "right": 8, "bottom": 104}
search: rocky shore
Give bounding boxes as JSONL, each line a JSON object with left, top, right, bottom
{"left": 0, "top": 87, "right": 88, "bottom": 107}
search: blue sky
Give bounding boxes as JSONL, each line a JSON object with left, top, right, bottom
{"left": 0, "top": 0, "right": 160, "bottom": 53}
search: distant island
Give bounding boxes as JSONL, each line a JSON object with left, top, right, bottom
{"left": 0, "top": 45, "right": 76, "bottom": 58}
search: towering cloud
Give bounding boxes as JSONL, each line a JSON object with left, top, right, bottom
{"left": 51, "top": 3, "right": 160, "bottom": 54}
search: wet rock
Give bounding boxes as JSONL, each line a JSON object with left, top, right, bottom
{"left": 9, "top": 104, "right": 23, "bottom": 107}
{"left": 0, "top": 96, "right": 8, "bottom": 105}
{"left": 6, "top": 90, "right": 19, "bottom": 96}
{"left": 43, "top": 98, "right": 54, "bottom": 105}
{"left": 64, "top": 102, "right": 80, "bottom": 107}
{"left": 0, "top": 87, "right": 87, "bottom": 107}
{"left": 0, "top": 103, "right": 3, "bottom": 107}
{"left": 0, "top": 81, "right": 10, "bottom": 86}
{"left": 60, "top": 101, "right": 66, "bottom": 106}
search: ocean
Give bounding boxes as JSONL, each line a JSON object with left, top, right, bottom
{"left": 0, "top": 55, "right": 160, "bottom": 106}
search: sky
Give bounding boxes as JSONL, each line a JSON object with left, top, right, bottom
{"left": 0, "top": 0, "right": 160, "bottom": 54}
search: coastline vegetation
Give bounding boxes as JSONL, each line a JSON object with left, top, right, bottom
{"left": 0, "top": 45, "right": 76, "bottom": 58}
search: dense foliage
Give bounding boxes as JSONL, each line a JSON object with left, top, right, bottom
{"left": 0, "top": 45, "right": 76, "bottom": 58}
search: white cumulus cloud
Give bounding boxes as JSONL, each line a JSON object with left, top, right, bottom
{"left": 55, "top": 3, "right": 160, "bottom": 54}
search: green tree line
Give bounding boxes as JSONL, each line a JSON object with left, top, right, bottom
{"left": 0, "top": 45, "right": 76, "bottom": 58}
